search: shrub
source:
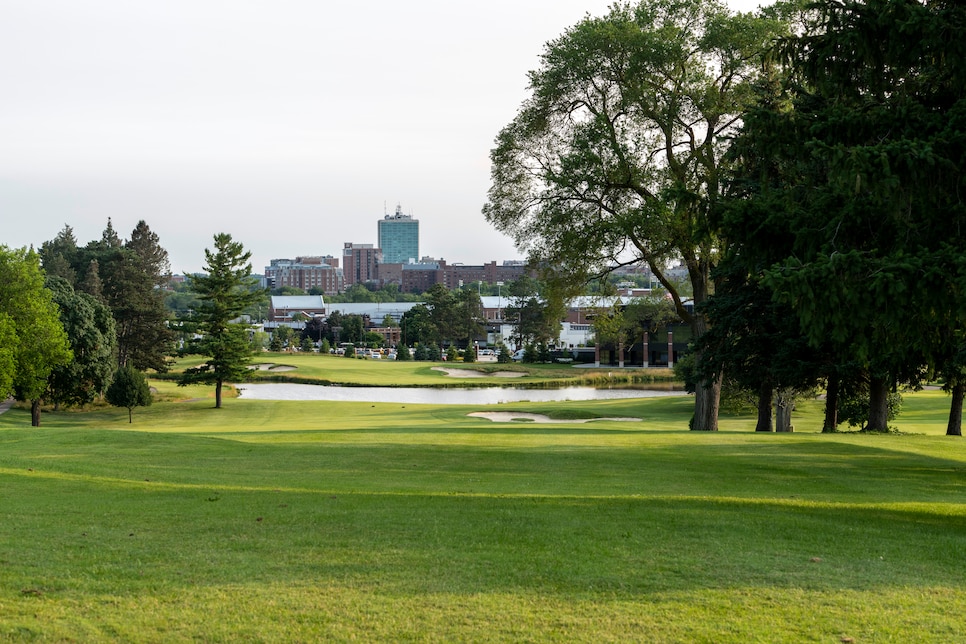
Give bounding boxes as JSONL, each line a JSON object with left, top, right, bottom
{"left": 105, "top": 366, "right": 152, "bottom": 423}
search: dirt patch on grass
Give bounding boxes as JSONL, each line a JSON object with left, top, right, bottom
{"left": 468, "top": 411, "right": 641, "bottom": 423}
{"left": 433, "top": 367, "right": 526, "bottom": 378}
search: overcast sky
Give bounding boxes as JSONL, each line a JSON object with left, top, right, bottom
{"left": 1, "top": 0, "right": 771, "bottom": 275}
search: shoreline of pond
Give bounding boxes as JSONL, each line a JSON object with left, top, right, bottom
{"left": 236, "top": 382, "right": 689, "bottom": 404}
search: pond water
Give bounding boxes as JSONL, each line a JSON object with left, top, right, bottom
{"left": 236, "top": 383, "right": 687, "bottom": 405}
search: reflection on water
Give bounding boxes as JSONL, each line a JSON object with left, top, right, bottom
{"left": 236, "top": 383, "right": 687, "bottom": 405}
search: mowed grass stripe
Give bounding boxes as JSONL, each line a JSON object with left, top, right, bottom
{"left": 0, "top": 383, "right": 964, "bottom": 641}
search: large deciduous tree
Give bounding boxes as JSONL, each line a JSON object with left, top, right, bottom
{"left": 178, "top": 234, "right": 263, "bottom": 408}
{"left": 484, "top": 0, "right": 789, "bottom": 430}
{"left": 0, "top": 246, "right": 73, "bottom": 426}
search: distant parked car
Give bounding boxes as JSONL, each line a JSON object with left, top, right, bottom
{"left": 511, "top": 349, "right": 525, "bottom": 361}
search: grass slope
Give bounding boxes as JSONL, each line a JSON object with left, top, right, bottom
{"left": 0, "top": 383, "right": 963, "bottom": 641}
{"left": 169, "top": 352, "right": 679, "bottom": 387}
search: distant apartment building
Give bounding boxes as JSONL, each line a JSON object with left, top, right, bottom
{"left": 343, "top": 243, "right": 382, "bottom": 286}
{"left": 377, "top": 205, "right": 419, "bottom": 264}
{"left": 440, "top": 260, "right": 529, "bottom": 289}
{"left": 265, "top": 256, "right": 342, "bottom": 294}
{"left": 377, "top": 258, "right": 531, "bottom": 293}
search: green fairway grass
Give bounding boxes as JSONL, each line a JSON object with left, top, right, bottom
{"left": 167, "top": 351, "right": 679, "bottom": 388}
{"left": 0, "top": 380, "right": 963, "bottom": 641}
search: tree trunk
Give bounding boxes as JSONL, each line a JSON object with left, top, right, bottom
{"left": 692, "top": 374, "right": 721, "bottom": 431}
{"left": 755, "top": 381, "right": 773, "bottom": 432}
{"left": 215, "top": 378, "right": 223, "bottom": 409}
{"left": 128, "top": 406, "right": 133, "bottom": 423}
{"left": 823, "top": 373, "right": 840, "bottom": 433}
{"left": 867, "top": 374, "right": 889, "bottom": 432}
{"left": 689, "top": 312, "right": 720, "bottom": 431}
{"left": 947, "top": 382, "right": 964, "bottom": 437}
{"left": 31, "top": 399, "right": 41, "bottom": 427}
{"left": 775, "top": 389, "right": 794, "bottom": 432}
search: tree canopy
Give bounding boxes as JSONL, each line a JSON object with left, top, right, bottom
{"left": 722, "top": 0, "right": 966, "bottom": 432}
{"left": 39, "top": 219, "right": 174, "bottom": 372}
{"left": 484, "top": 0, "right": 790, "bottom": 430}
{"left": 45, "top": 276, "right": 118, "bottom": 408}
{"left": 178, "top": 234, "right": 264, "bottom": 408}
{"left": 105, "top": 365, "right": 152, "bottom": 423}
{"left": 0, "top": 246, "right": 73, "bottom": 426}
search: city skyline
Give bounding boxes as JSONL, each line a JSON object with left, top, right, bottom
{"left": 0, "top": 0, "right": 773, "bottom": 274}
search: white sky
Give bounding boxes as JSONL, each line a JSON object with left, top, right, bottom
{"left": 0, "top": 0, "right": 771, "bottom": 275}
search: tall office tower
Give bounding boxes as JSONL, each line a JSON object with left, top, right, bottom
{"left": 378, "top": 204, "right": 419, "bottom": 264}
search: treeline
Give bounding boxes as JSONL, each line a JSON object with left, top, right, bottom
{"left": 484, "top": 0, "right": 966, "bottom": 434}
{"left": 1, "top": 220, "right": 171, "bottom": 424}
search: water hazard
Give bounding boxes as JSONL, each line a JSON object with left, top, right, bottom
{"left": 236, "top": 383, "right": 687, "bottom": 405}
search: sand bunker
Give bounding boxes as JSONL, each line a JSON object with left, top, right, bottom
{"left": 249, "top": 363, "right": 297, "bottom": 372}
{"left": 468, "top": 411, "right": 641, "bottom": 424}
{"left": 432, "top": 367, "right": 526, "bottom": 378}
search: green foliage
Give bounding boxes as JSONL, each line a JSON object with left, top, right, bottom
{"left": 462, "top": 343, "right": 476, "bottom": 363}
{"left": 364, "top": 331, "right": 384, "bottom": 348}
{"left": 0, "top": 246, "right": 73, "bottom": 425}
{"left": 45, "top": 276, "right": 118, "bottom": 407}
{"left": 339, "top": 315, "right": 365, "bottom": 344}
{"left": 249, "top": 330, "right": 269, "bottom": 352}
{"left": 396, "top": 344, "right": 412, "bottom": 361}
{"left": 400, "top": 304, "right": 435, "bottom": 347}
{"left": 273, "top": 326, "right": 293, "bottom": 348}
{"left": 41, "top": 220, "right": 175, "bottom": 372}
{"left": 522, "top": 344, "right": 539, "bottom": 364}
{"left": 0, "top": 314, "right": 17, "bottom": 398}
{"left": 446, "top": 345, "right": 459, "bottom": 363}
{"left": 504, "top": 276, "right": 560, "bottom": 348}
{"left": 411, "top": 285, "right": 485, "bottom": 349}
{"left": 300, "top": 336, "right": 314, "bottom": 352}
{"left": 345, "top": 345, "right": 356, "bottom": 358}
{"left": 117, "top": 220, "right": 175, "bottom": 371}
{"left": 725, "top": 0, "right": 966, "bottom": 431}
{"left": 839, "top": 388, "right": 904, "bottom": 432}
{"left": 484, "top": 0, "right": 788, "bottom": 430}
{"left": 413, "top": 344, "right": 428, "bottom": 361}
{"left": 537, "top": 343, "right": 552, "bottom": 363}
{"left": 271, "top": 286, "right": 306, "bottom": 296}
{"left": 319, "top": 338, "right": 331, "bottom": 355}
{"left": 268, "top": 334, "right": 283, "bottom": 352}
{"left": 104, "top": 365, "right": 152, "bottom": 422}
{"left": 178, "top": 234, "right": 264, "bottom": 408}
{"left": 496, "top": 342, "right": 512, "bottom": 364}
{"left": 326, "top": 282, "right": 420, "bottom": 303}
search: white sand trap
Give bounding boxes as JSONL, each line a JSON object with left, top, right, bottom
{"left": 433, "top": 367, "right": 526, "bottom": 378}
{"left": 248, "top": 363, "right": 297, "bottom": 372}
{"left": 468, "top": 411, "right": 641, "bottom": 423}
